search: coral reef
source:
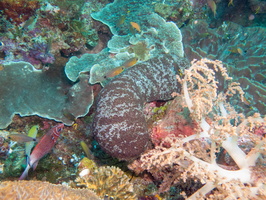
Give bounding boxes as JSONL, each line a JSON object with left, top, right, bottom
{"left": 182, "top": 20, "right": 266, "bottom": 115}
{"left": 0, "top": 0, "right": 265, "bottom": 199}
{"left": 0, "top": 116, "right": 96, "bottom": 182}
{"left": 65, "top": 13, "right": 184, "bottom": 87}
{"left": 0, "top": 0, "right": 103, "bottom": 68}
{"left": 154, "top": 0, "right": 194, "bottom": 27}
{"left": 129, "top": 59, "right": 266, "bottom": 199}
{"left": 0, "top": 180, "right": 100, "bottom": 200}
{"left": 77, "top": 162, "right": 137, "bottom": 200}
{"left": 0, "top": 61, "right": 93, "bottom": 129}
{"left": 92, "top": 54, "right": 187, "bottom": 160}
{"left": 0, "top": 0, "right": 40, "bottom": 25}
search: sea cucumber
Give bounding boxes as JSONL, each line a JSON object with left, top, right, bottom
{"left": 92, "top": 54, "right": 186, "bottom": 160}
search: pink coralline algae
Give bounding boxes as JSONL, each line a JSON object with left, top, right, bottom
{"left": 150, "top": 96, "right": 198, "bottom": 146}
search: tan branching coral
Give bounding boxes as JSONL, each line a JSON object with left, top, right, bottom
{"left": 182, "top": 20, "right": 266, "bottom": 115}
{"left": 77, "top": 165, "right": 137, "bottom": 200}
{"left": 0, "top": 180, "right": 100, "bottom": 200}
{"left": 178, "top": 58, "right": 243, "bottom": 121}
{"left": 129, "top": 59, "right": 266, "bottom": 199}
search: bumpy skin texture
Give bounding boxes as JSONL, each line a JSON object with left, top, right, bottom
{"left": 92, "top": 54, "right": 184, "bottom": 160}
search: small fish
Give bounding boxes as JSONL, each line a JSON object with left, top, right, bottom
{"left": 130, "top": 22, "right": 141, "bottom": 32}
{"left": 80, "top": 141, "right": 91, "bottom": 158}
{"left": 19, "top": 123, "right": 64, "bottom": 180}
{"left": 22, "top": 15, "right": 38, "bottom": 31}
{"left": 254, "top": 6, "right": 261, "bottom": 14}
{"left": 8, "top": 134, "right": 37, "bottom": 143}
{"left": 228, "top": 0, "right": 234, "bottom": 6}
{"left": 25, "top": 125, "right": 39, "bottom": 164}
{"left": 236, "top": 47, "right": 245, "bottom": 56}
{"left": 228, "top": 47, "right": 245, "bottom": 56}
{"left": 122, "top": 57, "right": 138, "bottom": 68}
{"left": 72, "top": 123, "right": 78, "bottom": 130}
{"left": 104, "top": 66, "right": 125, "bottom": 78}
{"left": 243, "top": 96, "right": 251, "bottom": 106}
{"left": 116, "top": 15, "right": 126, "bottom": 27}
{"left": 104, "top": 57, "right": 138, "bottom": 78}
{"left": 207, "top": 0, "right": 217, "bottom": 17}
{"left": 62, "top": 108, "right": 76, "bottom": 122}
{"left": 45, "top": 37, "right": 52, "bottom": 54}
{"left": 198, "top": 32, "right": 210, "bottom": 39}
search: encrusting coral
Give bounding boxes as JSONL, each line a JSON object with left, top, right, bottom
{"left": 129, "top": 58, "right": 266, "bottom": 199}
{"left": 0, "top": 180, "right": 100, "bottom": 200}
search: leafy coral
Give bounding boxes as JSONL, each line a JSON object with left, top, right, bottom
{"left": 0, "top": 61, "right": 94, "bottom": 129}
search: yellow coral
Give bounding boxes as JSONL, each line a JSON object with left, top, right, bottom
{"left": 77, "top": 166, "right": 137, "bottom": 200}
{"left": 0, "top": 180, "right": 100, "bottom": 200}
{"left": 78, "top": 157, "right": 97, "bottom": 171}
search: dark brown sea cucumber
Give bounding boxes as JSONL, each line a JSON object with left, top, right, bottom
{"left": 92, "top": 54, "right": 186, "bottom": 160}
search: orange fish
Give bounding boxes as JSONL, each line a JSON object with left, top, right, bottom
{"left": 105, "top": 66, "right": 125, "bottom": 78}
{"left": 104, "top": 57, "right": 138, "bottom": 78}
{"left": 130, "top": 22, "right": 141, "bottom": 32}
{"left": 207, "top": 0, "right": 217, "bottom": 17}
{"left": 122, "top": 57, "right": 138, "bottom": 68}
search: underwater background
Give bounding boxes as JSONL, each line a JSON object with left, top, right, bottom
{"left": 0, "top": 0, "right": 265, "bottom": 199}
